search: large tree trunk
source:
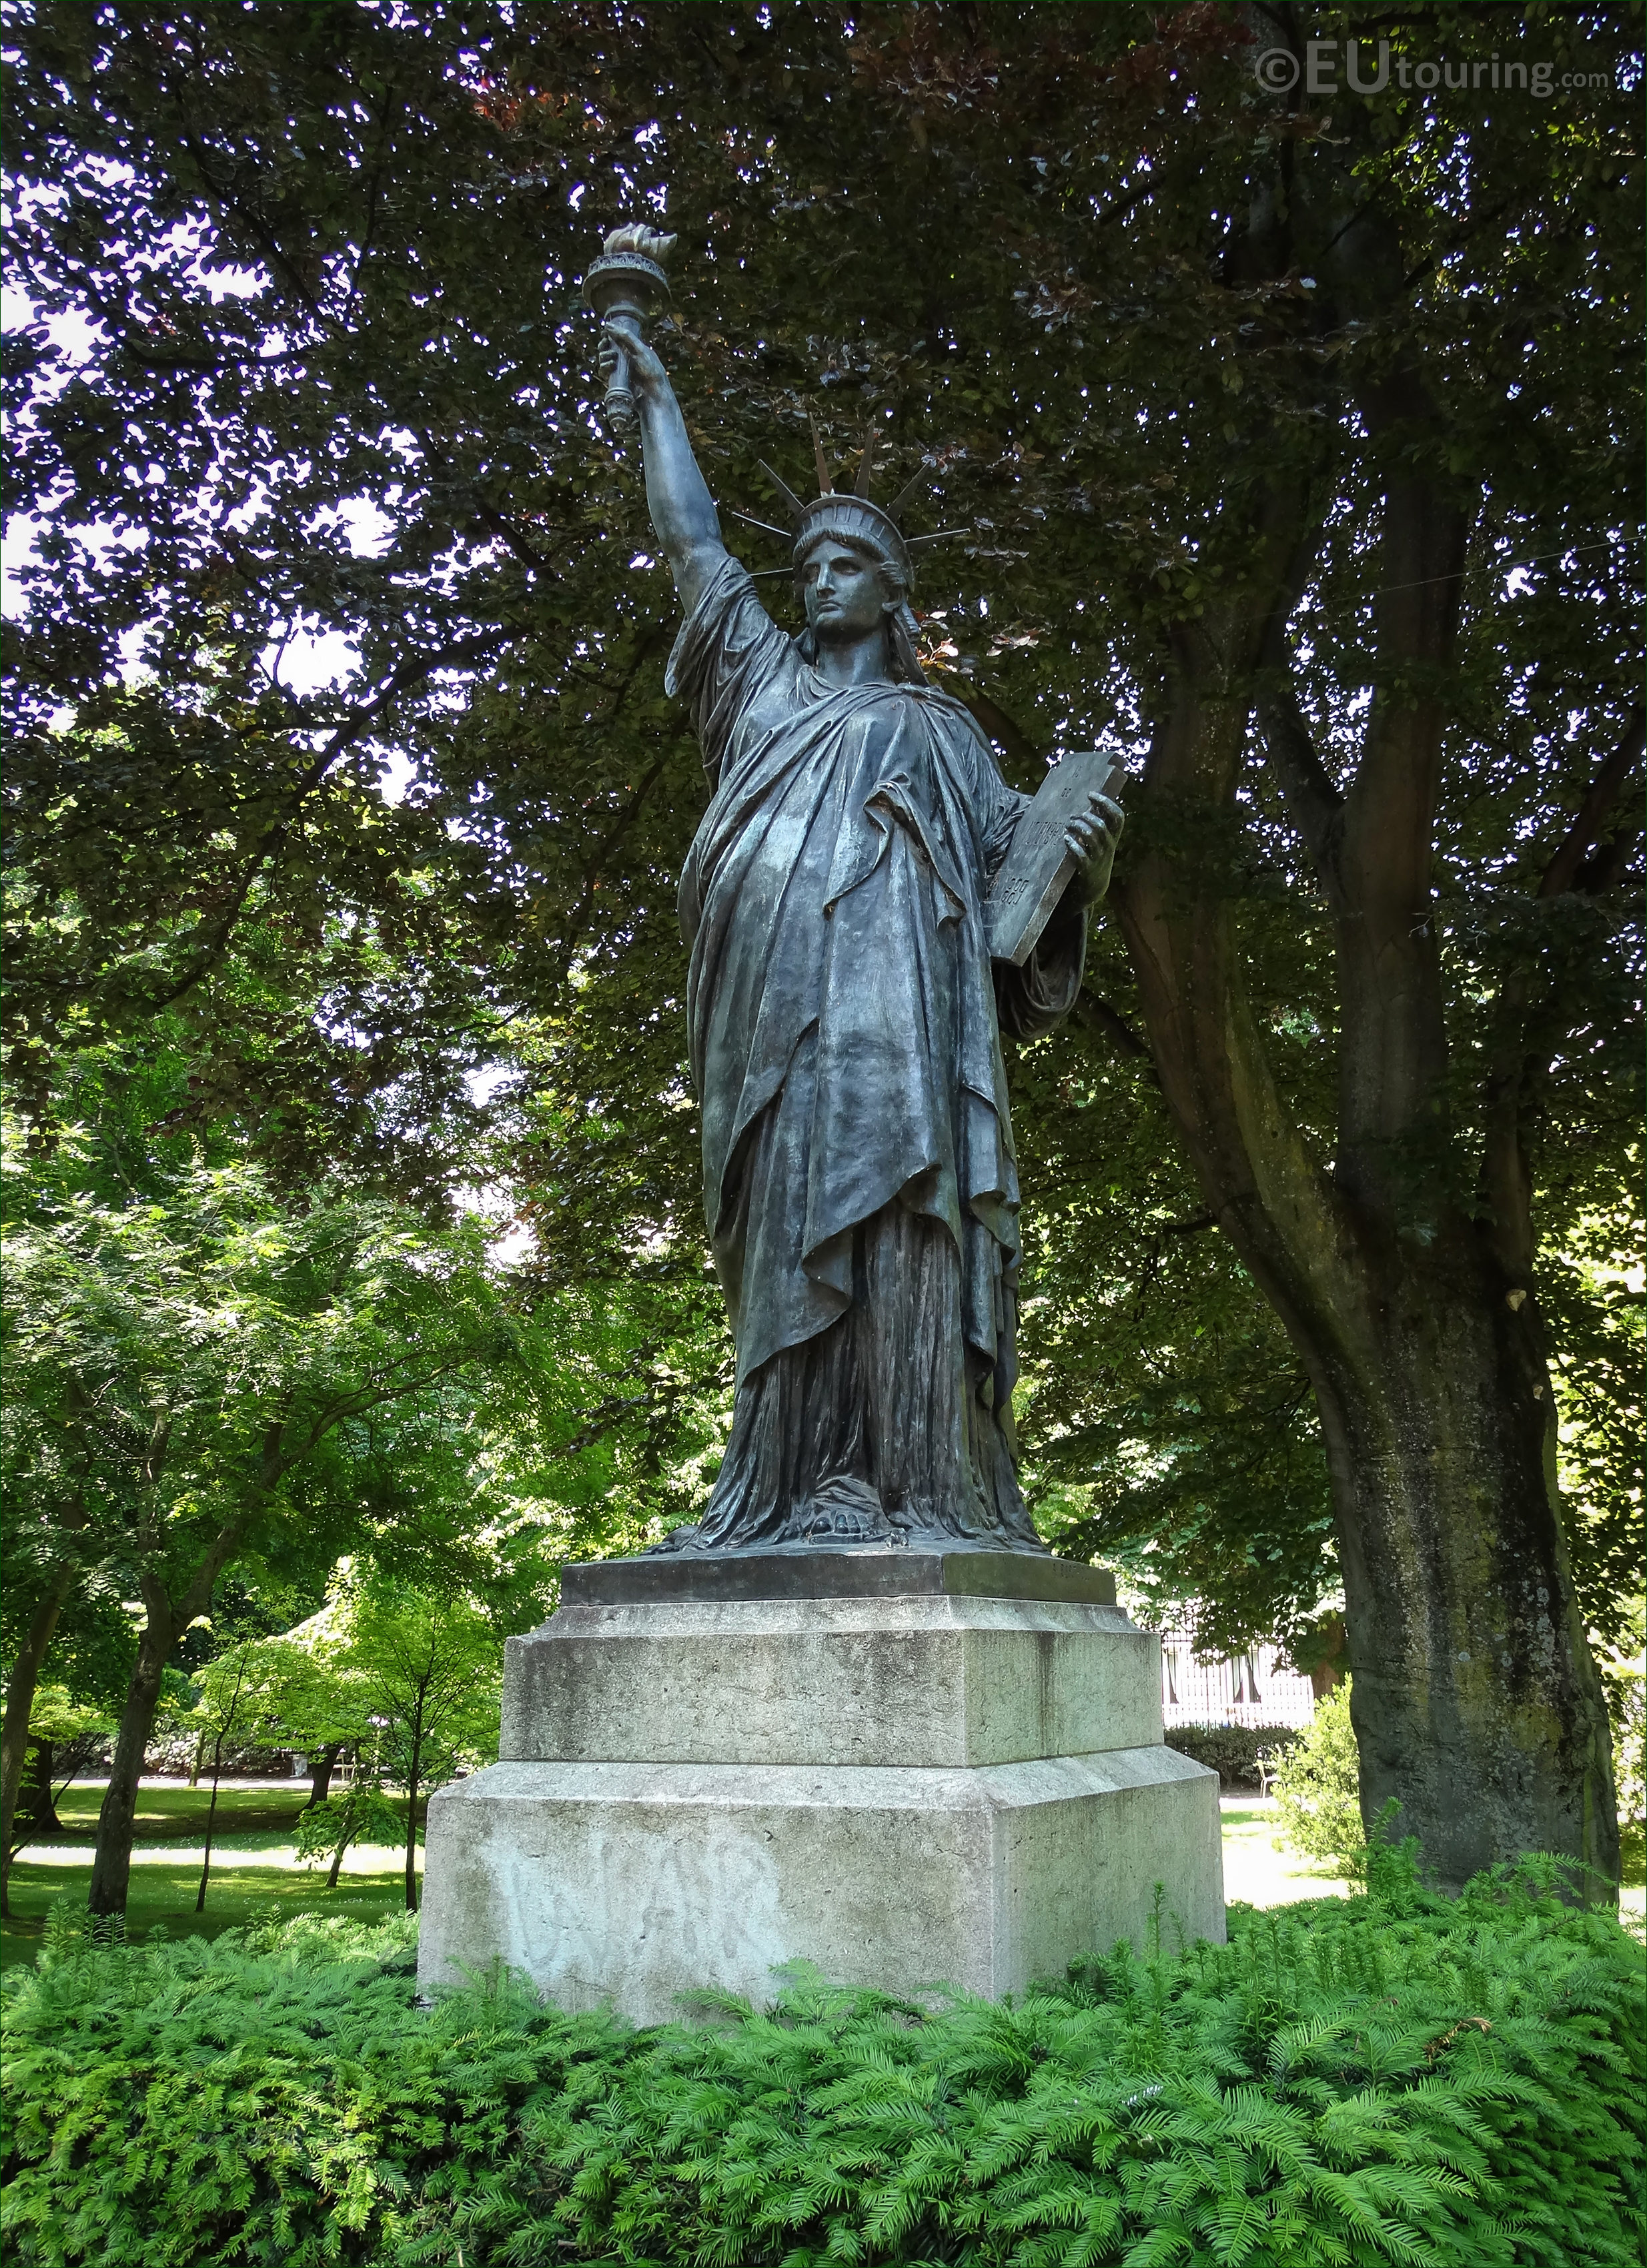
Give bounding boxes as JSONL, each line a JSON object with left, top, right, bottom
{"left": 304, "top": 1740, "right": 344, "bottom": 1810}
{"left": 1112, "top": 435, "right": 1619, "bottom": 1889}
{"left": 87, "top": 1520, "right": 245, "bottom": 1918}
{"left": 0, "top": 1564, "right": 76, "bottom": 1918}
{"left": 87, "top": 1612, "right": 173, "bottom": 1919}
{"left": 1118, "top": 861, "right": 1618, "bottom": 1886}
{"left": 19, "top": 1740, "right": 63, "bottom": 1834}
{"left": 1309, "top": 1238, "right": 1616, "bottom": 1888}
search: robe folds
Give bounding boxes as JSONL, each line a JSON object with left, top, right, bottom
{"left": 660, "top": 555, "right": 1087, "bottom": 1554}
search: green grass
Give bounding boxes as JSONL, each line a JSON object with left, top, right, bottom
{"left": 8, "top": 1782, "right": 1638, "bottom": 1970}
{"left": 1219, "top": 1795, "right": 1351, "bottom": 1906}
{"left": 1220, "top": 1794, "right": 1646, "bottom": 1934}
{"left": 3, "top": 1781, "right": 416, "bottom": 1967}
{"left": 35, "top": 1780, "right": 318, "bottom": 1846}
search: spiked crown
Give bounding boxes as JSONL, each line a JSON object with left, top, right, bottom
{"left": 793, "top": 491, "right": 913, "bottom": 582}
{"left": 732, "top": 418, "right": 957, "bottom": 589}
{"left": 727, "top": 422, "right": 963, "bottom": 683}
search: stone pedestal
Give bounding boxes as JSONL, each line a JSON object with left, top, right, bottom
{"left": 418, "top": 1551, "right": 1223, "bottom": 2022}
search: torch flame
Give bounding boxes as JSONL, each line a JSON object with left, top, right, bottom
{"left": 600, "top": 224, "right": 676, "bottom": 265}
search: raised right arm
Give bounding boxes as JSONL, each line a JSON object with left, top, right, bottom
{"left": 601, "top": 316, "right": 729, "bottom": 617}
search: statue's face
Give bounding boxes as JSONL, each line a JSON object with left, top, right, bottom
{"left": 798, "top": 540, "right": 887, "bottom": 644}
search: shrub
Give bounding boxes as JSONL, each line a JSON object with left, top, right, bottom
{"left": 1606, "top": 1653, "right": 1644, "bottom": 1829}
{"left": 1163, "top": 1720, "right": 1300, "bottom": 1788}
{"left": 3, "top": 1865, "right": 1642, "bottom": 2267}
{"left": 292, "top": 1784, "right": 407, "bottom": 1888}
{"left": 1274, "top": 1676, "right": 1365, "bottom": 1873}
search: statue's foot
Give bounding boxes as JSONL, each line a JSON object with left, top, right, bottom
{"left": 776, "top": 1473, "right": 892, "bottom": 1546}
{"left": 638, "top": 1476, "right": 1048, "bottom": 1558}
{"left": 641, "top": 1522, "right": 702, "bottom": 1556}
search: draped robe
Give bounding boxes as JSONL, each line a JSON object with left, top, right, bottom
{"left": 658, "top": 556, "right": 1087, "bottom": 1553}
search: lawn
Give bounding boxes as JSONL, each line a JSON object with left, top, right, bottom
{"left": 6, "top": 1781, "right": 1638, "bottom": 1968}
{"left": 1220, "top": 1794, "right": 1646, "bottom": 1932}
{"left": 2, "top": 1779, "right": 418, "bottom": 1967}
{"left": 1219, "top": 1795, "right": 1351, "bottom": 1906}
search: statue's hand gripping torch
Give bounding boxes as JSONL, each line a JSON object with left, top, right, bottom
{"left": 582, "top": 223, "right": 675, "bottom": 432}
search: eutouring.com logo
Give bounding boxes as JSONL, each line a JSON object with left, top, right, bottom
{"left": 1253, "top": 39, "right": 1613, "bottom": 100}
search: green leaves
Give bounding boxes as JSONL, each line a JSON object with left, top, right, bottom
{"left": 292, "top": 1786, "right": 405, "bottom": 1872}
{"left": 4, "top": 1880, "right": 1642, "bottom": 2267}
{"left": 1273, "top": 1684, "right": 1367, "bottom": 1878}
{"left": 3, "top": 3, "right": 1640, "bottom": 1788}
{"left": 0, "top": 1141, "right": 542, "bottom": 1687}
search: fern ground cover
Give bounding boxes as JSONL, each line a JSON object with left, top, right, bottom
{"left": 3, "top": 1858, "right": 1641, "bottom": 2268}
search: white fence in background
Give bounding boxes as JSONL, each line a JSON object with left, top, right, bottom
{"left": 1153, "top": 1632, "right": 1319, "bottom": 1729}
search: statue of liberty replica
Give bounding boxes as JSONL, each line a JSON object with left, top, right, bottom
{"left": 594, "top": 235, "right": 1123, "bottom": 1560}
{"left": 417, "top": 240, "right": 1219, "bottom": 2023}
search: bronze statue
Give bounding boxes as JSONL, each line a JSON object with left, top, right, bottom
{"left": 595, "top": 245, "right": 1121, "bottom": 1556}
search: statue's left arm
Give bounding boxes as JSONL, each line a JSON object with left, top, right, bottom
{"left": 971, "top": 739, "right": 1125, "bottom": 1041}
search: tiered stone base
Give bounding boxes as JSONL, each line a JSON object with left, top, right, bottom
{"left": 418, "top": 1551, "right": 1223, "bottom": 2022}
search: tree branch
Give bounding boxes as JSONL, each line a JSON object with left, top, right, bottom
{"left": 949, "top": 682, "right": 1046, "bottom": 786}
{"left": 1070, "top": 992, "right": 1154, "bottom": 1063}
{"left": 134, "top": 629, "right": 505, "bottom": 1020}
{"left": 1255, "top": 672, "right": 1343, "bottom": 887}
{"left": 1536, "top": 703, "right": 1644, "bottom": 901}
{"left": 1331, "top": 365, "right": 1472, "bottom": 1179}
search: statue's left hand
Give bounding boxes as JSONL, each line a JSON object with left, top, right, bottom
{"left": 1063, "top": 790, "right": 1125, "bottom": 903}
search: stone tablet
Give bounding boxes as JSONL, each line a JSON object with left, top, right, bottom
{"left": 987, "top": 750, "right": 1125, "bottom": 966}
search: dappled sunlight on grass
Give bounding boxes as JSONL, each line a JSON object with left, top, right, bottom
{"left": 3, "top": 1780, "right": 417, "bottom": 1966}
{"left": 1220, "top": 1796, "right": 1352, "bottom": 1908}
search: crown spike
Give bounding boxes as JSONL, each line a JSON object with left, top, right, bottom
{"left": 853, "top": 427, "right": 879, "bottom": 498}
{"left": 728, "top": 507, "right": 792, "bottom": 540}
{"left": 756, "top": 460, "right": 807, "bottom": 519}
{"left": 884, "top": 462, "right": 934, "bottom": 521}
{"left": 808, "top": 410, "right": 835, "bottom": 495}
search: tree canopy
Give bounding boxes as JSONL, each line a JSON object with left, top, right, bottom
{"left": 3, "top": 2, "right": 1640, "bottom": 1892}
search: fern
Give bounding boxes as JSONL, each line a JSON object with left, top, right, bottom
{"left": 3, "top": 1871, "right": 1642, "bottom": 2267}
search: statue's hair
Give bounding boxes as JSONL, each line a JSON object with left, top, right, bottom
{"left": 792, "top": 530, "right": 926, "bottom": 684}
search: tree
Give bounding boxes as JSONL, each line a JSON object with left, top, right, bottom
{"left": 1, "top": 1151, "right": 528, "bottom": 1917}
{"left": 0, "top": 1452, "right": 93, "bottom": 1915}
{"left": 326, "top": 1570, "right": 502, "bottom": 1912}
{"left": 5, "top": 3, "right": 1637, "bottom": 1886}
{"left": 3, "top": 1686, "right": 113, "bottom": 1910}
{"left": 211, "top": 1592, "right": 380, "bottom": 1816}
{"left": 187, "top": 1638, "right": 258, "bottom": 1912}
{"left": 292, "top": 1782, "right": 406, "bottom": 1892}
{"left": 247, "top": 1628, "right": 374, "bottom": 1813}
{"left": 1272, "top": 1679, "right": 1365, "bottom": 1878}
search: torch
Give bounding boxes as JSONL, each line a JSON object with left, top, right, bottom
{"left": 582, "top": 223, "right": 675, "bottom": 432}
